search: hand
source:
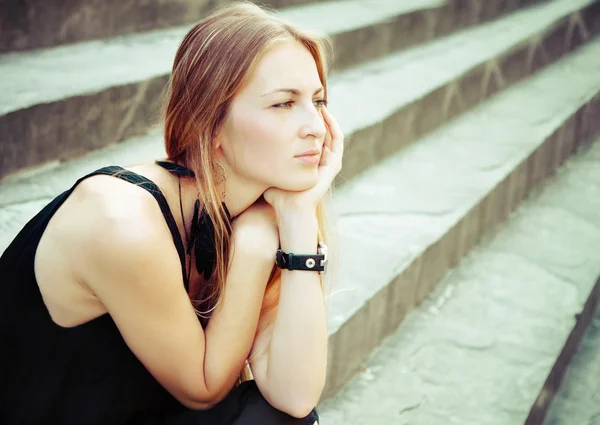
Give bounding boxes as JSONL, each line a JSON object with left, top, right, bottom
{"left": 263, "top": 106, "right": 344, "bottom": 215}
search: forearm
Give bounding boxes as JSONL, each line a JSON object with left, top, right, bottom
{"left": 267, "top": 211, "right": 328, "bottom": 406}
{"left": 203, "top": 244, "right": 274, "bottom": 403}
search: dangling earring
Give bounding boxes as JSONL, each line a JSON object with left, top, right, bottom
{"left": 214, "top": 161, "right": 226, "bottom": 200}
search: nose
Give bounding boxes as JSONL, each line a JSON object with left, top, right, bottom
{"left": 299, "top": 104, "right": 327, "bottom": 141}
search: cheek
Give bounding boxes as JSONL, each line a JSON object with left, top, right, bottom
{"left": 227, "top": 109, "right": 319, "bottom": 190}
{"left": 234, "top": 113, "right": 289, "bottom": 172}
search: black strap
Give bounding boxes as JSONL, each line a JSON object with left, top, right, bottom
{"left": 155, "top": 160, "right": 195, "bottom": 178}
{"left": 75, "top": 166, "right": 190, "bottom": 291}
{"left": 155, "top": 161, "right": 233, "bottom": 281}
{"left": 276, "top": 249, "right": 326, "bottom": 272}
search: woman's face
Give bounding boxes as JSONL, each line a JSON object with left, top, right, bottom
{"left": 217, "top": 39, "right": 327, "bottom": 192}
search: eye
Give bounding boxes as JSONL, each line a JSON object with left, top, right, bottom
{"left": 273, "top": 101, "right": 294, "bottom": 109}
{"left": 314, "top": 99, "right": 328, "bottom": 108}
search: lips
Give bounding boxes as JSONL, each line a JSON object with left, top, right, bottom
{"left": 295, "top": 149, "right": 321, "bottom": 157}
{"left": 295, "top": 153, "right": 321, "bottom": 165}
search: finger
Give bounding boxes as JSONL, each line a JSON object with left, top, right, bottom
{"left": 318, "top": 145, "right": 330, "bottom": 167}
{"left": 321, "top": 112, "right": 332, "bottom": 152}
{"left": 323, "top": 125, "right": 332, "bottom": 152}
{"left": 321, "top": 146, "right": 342, "bottom": 175}
{"left": 322, "top": 107, "right": 344, "bottom": 159}
{"left": 318, "top": 144, "right": 328, "bottom": 167}
{"left": 316, "top": 149, "right": 338, "bottom": 182}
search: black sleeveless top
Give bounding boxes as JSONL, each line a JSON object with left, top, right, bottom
{"left": 0, "top": 164, "right": 230, "bottom": 425}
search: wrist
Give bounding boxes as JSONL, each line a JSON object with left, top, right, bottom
{"left": 276, "top": 206, "right": 316, "bottom": 230}
{"left": 277, "top": 213, "right": 318, "bottom": 253}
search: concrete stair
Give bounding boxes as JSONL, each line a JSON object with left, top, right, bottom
{"left": 0, "top": 0, "right": 542, "bottom": 53}
{"left": 0, "top": 0, "right": 567, "bottom": 180}
{"left": 0, "top": 0, "right": 316, "bottom": 53}
{"left": 1, "top": 0, "right": 600, "bottom": 422}
{"left": 542, "top": 290, "right": 600, "bottom": 425}
{"left": 318, "top": 139, "right": 600, "bottom": 424}
{"left": 320, "top": 35, "right": 600, "bottom": 404}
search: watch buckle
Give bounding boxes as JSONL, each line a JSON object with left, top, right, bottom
{"left": 318, "top": 242, "right": 328, "bottom": 275}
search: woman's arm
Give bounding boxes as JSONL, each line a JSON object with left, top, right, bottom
{"left": 75, "top": 191, "right": 279, "bottom": 409}
{"left": 249, "top": 105, "right": 342, "bottom": 417}
{"left": 200, "top": 200, "right": 281, "bottom": 404}
{"left": 249, "top": 209, "right": 327, "bottom": 418}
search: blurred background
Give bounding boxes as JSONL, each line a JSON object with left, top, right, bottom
{"left": 1, "top": 0, "right": 600, "bottom": 423}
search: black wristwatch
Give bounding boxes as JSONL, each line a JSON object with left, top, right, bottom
{"left": 275, "top": 242, "right": 328, "bottom": 275}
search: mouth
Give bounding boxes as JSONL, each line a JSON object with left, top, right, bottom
{"left": 295, "top": 154, "right": 321, "bottom": 165}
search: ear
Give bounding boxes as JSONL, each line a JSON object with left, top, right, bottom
{"left": 214, "top": 140, "right": 224, "bottom": 155}
{"left": 213, "top": 126, "right": 225, "bottom": 150}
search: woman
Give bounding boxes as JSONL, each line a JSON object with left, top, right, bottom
{"left": 0, "top": 1, "right": 343, "bottom": 424}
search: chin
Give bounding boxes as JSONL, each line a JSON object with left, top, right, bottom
{"left": 277, "top": 174, "right": 319, "bottom": 192}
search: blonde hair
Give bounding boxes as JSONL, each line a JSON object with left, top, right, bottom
{"left": 162, "top": 1, "right": 338, "bottom": 386}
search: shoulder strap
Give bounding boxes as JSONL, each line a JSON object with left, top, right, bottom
{"left": 77, "top": 166, "right": 190, "bottom": 291}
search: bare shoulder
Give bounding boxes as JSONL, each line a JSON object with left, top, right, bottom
{"left": 34, "top": 173, "right": 181, "bottom": 326}
{"left": 75, "top": 173, "right": 163, "bottom": 227}
{"left": 66, "top": 174, "right": 180, "bottom": 284}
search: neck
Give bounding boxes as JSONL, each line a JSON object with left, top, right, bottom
{"left": 177, "top": 163, "right": 267, "bottom": 221}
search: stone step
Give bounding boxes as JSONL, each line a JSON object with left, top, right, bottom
{"left": 316, "top": 139, "right": 600, "bottom": 424}
{"left": 1, "top": 0, "right": 584, "bottom": 180}
{"left": 319, "top": 36, "right": 600, "bottom": 400}
{"left": 0, "top": 0, "right": 539, "bottom": 54}
{"left": 541, "top": 291, "right": 600, "bottom": 425}
{"left": 329, "top": 0, "right": 599, "bottom": 184}
{"left": 1, "top": 0, "right": 597, "bottom": 250}
{"left": 0, "top": 0, "right": 317, "bottom": 53}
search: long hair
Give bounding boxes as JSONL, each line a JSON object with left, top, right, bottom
{"left": 161, "top": 0, "right": 338, "bottom": 385}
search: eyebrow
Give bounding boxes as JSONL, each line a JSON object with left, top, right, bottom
{"left": 261, "top": 87, "right": 325, "bottom": 97}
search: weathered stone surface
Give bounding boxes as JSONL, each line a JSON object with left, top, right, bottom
{"left": 542, "top": 298, "right": 600, "bottom": 425}
{"left": 319, "top": 39, "right": 600, "bottom": 398}
{"left": 328, "top": 0, "right": 600, "bottom": 184}
{"left": 0, "top": 0, "right": 545, "bottom": 54}
{"left": 0, "top": 0, "right": 315, "bottom": 53}
{"left": 526, "top": 276, "right": 600, "bottom": 425}
{"left": 317, "top": 140, "right": 600, "bottom": 424}
{"left": 0, "top": 75, "right": 169, "bottom": 179}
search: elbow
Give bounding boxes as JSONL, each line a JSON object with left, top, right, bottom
{"left": 272, "top": 375, "right": 325, "bottom": 418}
{"left": 279, "top": 400, "right": 317, "bottom": 419}
{"left": 283, "top": 401, "right": 318, "bottom": 419}
{"left": 178, "top": 390, "right": 216, "bottom": 411}
{"left": 177, "top": 364, "right": 247, "bottom": 411}
{"left": 179, "top": 397, "right": 216, "bottom": 411}
{"left": 178, "top": 376, "right": 238, "bottom": 411}
{"left": 176, "top": 379, "right": 219, "bottom": 411}
{"left": 270, "top": 388, "right": 322, "bottom": 419}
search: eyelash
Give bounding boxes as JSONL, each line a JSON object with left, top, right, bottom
{"left": 273, "top": 99, "right": 328, "bottom": 109}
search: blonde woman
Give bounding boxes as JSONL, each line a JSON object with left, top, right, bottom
{"left": 0, "top": 2, "right": 343, "bottom": 424}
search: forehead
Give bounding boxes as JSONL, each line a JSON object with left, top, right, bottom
{"left": 245, "top": 40, "right": 322, "bottom": 94}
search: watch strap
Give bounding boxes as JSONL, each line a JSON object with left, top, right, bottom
{"left": 276, "top": 249, "right": 326, "bottom": 272}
